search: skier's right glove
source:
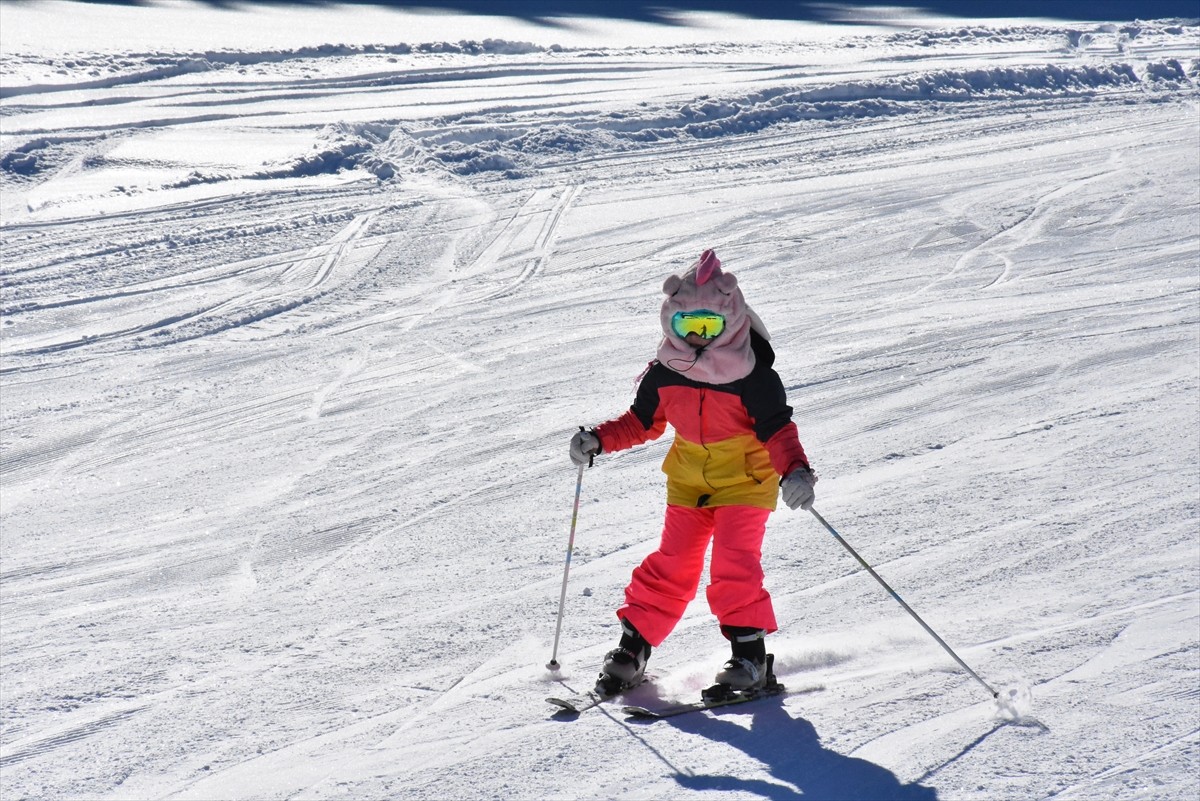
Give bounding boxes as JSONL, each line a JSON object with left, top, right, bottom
{"left": 570, "top": 429, "right": 601, "bottom": 466}
{"left": 780, "top": 467, "right": 817, "bottom": 510}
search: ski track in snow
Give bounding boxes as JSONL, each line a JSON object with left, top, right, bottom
{"left": 1, "top": 7, "right": 1198, "bottom": 801}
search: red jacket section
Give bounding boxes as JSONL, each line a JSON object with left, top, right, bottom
{"left": 595, "top": 332, "right": 810, "bottom": 510}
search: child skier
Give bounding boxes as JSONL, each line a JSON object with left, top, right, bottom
{"left": 569, "top": 249, "right": 817, "bottom": 695}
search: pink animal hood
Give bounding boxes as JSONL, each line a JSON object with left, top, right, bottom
{"left": 656, "top": 249, "right": 768, "bottom": 383}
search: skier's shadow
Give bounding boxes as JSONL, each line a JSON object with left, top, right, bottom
{"left": 658, "top": 701, "right": 938, "bottom": 800}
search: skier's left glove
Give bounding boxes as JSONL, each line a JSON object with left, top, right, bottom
{"left": 780, "top": 467, "right": 817, "bottom": 510}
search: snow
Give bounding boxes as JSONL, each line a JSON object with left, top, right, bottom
{"left": 1, "top": 2, "right": 1198, "bottom": 800}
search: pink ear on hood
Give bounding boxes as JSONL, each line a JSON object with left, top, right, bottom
{"left": 695, "top": 249, "right": 721, "bottom": 285}
{"left": 714, "top": 271, "right": 738, "bottom": 293}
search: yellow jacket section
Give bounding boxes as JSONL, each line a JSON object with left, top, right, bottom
{"left": 662, "top": 433, "right": 780, "bottom": 510}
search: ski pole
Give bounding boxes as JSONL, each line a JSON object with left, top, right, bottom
{"left": 547, "top": 461, "right": 586, "bottom": 670}
{"left": 809, "top": 507, "right": 998, "bottom": 698}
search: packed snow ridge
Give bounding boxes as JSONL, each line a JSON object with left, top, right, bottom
{"left": 6, "top": 57, "right": 1194, "bottom": 184}
{"left": 0, "top": 39, "right": 547, "bottom": 97}
{"left": 282, "top": 60, "right": 1200, "bottom": 179}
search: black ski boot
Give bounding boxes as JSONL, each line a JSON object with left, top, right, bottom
{"left": 714, "top": 656, "right": 768, "bottom": 690}
{"left": 597, "top": 619, "right": 651, "bottom": 695}
{"left": 703, "top": 626, "right": 779, "bottom": 702}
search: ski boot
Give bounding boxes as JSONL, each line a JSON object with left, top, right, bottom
{"left": 703, "top": 654, "right": 783, "bottom": 703}
{"left": 702, "top": 626, "right": 783, "bottom": 703}
{"left": 596, "top": 619, "right": 651, "bottom": 695}
{"left": 714, "top": 655, "right": 769, "bottom": 691}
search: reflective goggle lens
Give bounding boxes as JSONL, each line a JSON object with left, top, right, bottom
{"left": 671, "top": 310, "right": 726, "bottom": 340}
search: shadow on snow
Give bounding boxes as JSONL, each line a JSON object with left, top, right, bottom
{"left": 653, "top": 702, "right": 938, "bottom": 801}
{"left": 43, "top": 1, "right": 1200, "bottom": 25}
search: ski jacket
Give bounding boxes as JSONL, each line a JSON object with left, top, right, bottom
{"left": 595, "top": 332, "right": 810, "bottom": 511}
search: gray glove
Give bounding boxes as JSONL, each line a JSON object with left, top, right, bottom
{"left": 780, "top": 467, "right": 816, "bottom": 510}
{"left": 570, "top": 429, "right": 600, "bottom": 466}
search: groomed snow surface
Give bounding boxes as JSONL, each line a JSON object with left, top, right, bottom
{"left": 1, "top": 3, "right": 1198, "bottom": 799}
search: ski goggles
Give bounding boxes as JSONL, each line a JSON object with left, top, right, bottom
{"left": 671, "top": 309, "right": 726, "bottom": 340}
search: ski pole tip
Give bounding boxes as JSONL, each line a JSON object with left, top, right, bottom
{"left": 546, "top": 660, "right": 561, "bottom": 671}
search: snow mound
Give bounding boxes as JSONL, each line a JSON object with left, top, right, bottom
{"left": 153, "top": 123, "right": 401, "bottom": 189}
{"left": 269, "top": 123, "right": 399, "bottom": 182}
{"left": 0, "top": 39, "right": 546, "bottom": 96}
{"left": 0, "top": 138, "right": 52, "bottom": 176}
{"left": 992, "top": 679, "right": 1043, "bottom": 728}
{"left": 415, "top": 60, "right": 1195, "bottom": 176}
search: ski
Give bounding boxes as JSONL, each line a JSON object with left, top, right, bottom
{"left": 622, "top": 655, "right": 820, "bottom": 719}
{"left": 547, "top": 676, "right": 644, "bottom": 714}
{"left": 622, "top": 682, "right": 789, "bottom": 719}
{"left": 546, "top": 689, "right": 615, "bottom": 714}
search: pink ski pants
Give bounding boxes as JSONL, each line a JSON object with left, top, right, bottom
{"left": 618, "top": 504, "right": 777, "bottom": 647}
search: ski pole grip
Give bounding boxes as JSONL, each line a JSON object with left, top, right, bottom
{"left": 579, "top": 425, "right": 594, "bottom": 467}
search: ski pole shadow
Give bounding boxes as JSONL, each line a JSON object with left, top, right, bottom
{"left": 662, "top": 701, "right": 939, "bottom": 800}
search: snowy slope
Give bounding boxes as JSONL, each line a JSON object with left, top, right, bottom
{"left": 1, "top": 3, "right": 1198, "bottom": 800}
